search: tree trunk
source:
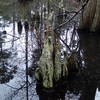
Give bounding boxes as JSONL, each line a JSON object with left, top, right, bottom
{"left": 79, "top": 0, "right": 100, "bottom": 32}
{"left": 35, "top": 30, "right": 68, "bottom": 88}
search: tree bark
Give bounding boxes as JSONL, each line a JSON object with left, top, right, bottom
{"left": 79, "top": 0, "right": 100, "bottom": 32}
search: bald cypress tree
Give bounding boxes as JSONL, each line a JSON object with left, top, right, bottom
{"left": 79, "top": 0, "right": 100, "bottom": 32}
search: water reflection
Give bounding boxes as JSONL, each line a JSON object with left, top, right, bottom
{"left": 35, "top": 31, "right": 100, "bottom": 100}
{"left": 36, "top": 74, "right": 81, "bottom": 100}
{"left": 0, "top": 0, "right": 100, "bottom": 100}
{"left": 36, "top": 83, "right": 66, "bottom": 100}
{"left": 0, "top": 31, "right": 17, "bottom": 84}
{"left": 78, "top": 32, "right": 100, "bottom": 100}
{"left": 0, "top": 49, "right": 17, "bottom": 84}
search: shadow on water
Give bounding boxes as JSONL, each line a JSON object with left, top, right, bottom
{"left": 35, "top": 31, "right": 100, "bottom": 100}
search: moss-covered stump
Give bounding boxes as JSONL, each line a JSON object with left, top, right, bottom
{"left": 34, "top": 29, "right": 80, "bottom": 88}
{"left": 35, "top": 31, "right": 68, "bottom": 88}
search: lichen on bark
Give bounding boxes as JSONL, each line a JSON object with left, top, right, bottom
{"left": 35, "top": 31, "right": 68, "bottom": 88}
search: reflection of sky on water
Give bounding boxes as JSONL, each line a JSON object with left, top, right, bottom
{"left": 0, "top": 19, "right": 100, "bottom": 100}
{"left": 65, "top": 93, "right": 80, "bottom": 100}
{"left": 0, "top": 20, "right": 39, "bottom": 100}
{"left": 95, "top": 89, "right": 100, "bottom": 100}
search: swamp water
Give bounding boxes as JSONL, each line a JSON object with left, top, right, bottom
{"left": 0, "top": 1, "right": 100, "bottom": 100}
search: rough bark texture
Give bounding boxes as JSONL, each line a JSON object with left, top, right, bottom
{"left": 79, "top": 0, "right": 100, "bottom": 32}
{"left": 35, "top": 31, "right": 68, "bottom": 88}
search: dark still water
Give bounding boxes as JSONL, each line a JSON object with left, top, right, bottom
{"left": 35, "top": 32, "right": 100, "bottom": 100}
{"left": 0, "top": 0, "right": 100, "bottom": 100}
{"left": 78, "top": 32, "right": 100, "bottom": 100}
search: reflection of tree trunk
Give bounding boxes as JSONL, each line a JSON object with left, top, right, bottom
{"left": 79, "top": 0, "right": 100, "bottom": 32}
{"left": 24, "top": 21, "right": 29, "bottom": 100}
{"left": 12, "top": 3, "right": 16, "bottom": 48}
{"left": 36, "top": 84, "right": 65, "bottom": 100}
{"left": 0, "top": 44, "right": 2, "bottom": 53}
{"left": 79, "top": 80, "right": 97, "bottom": 100}
{"left": 78, "top": 32, "right": 100, "bottom": 100}
{"left": 12, "top": 14, "right": 15, "bottom": 48}
{"left": 79, "top": 33, "right": 100, "bottom": 75}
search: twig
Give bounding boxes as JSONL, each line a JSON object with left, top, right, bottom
{"left": 54, "top": 1, "right": 89, "bottom": 31}
{"left": 54, "top": 30, "right": 72, "bottom": 52}
{"left": 4, "top": 83, "right": 19, "bottom": 89}
{"left": 53, "top": 1, "right": 89, "bottom": 53}
{"left": 2, "top": 38, "right": 20, "bottom": 43}
{"left": 53, "top": 3, "right": 77, "bottom": 15}
{"left": 6, "top": 33, "right": 20, "bottom": 39}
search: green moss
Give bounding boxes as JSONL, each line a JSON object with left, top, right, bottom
{"left": 35, "top": 34, "right": 68, "bottom": 88}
